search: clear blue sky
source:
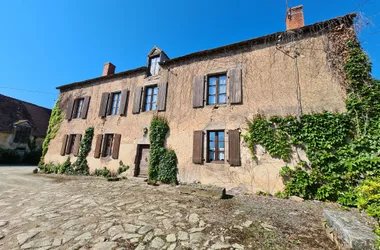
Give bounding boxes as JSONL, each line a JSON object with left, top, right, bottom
{"left": 0, "top": 0, "right": 379, "bottom": 109}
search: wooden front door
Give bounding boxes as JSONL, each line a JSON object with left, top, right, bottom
{"left": 136, "top": 145, "right": 150, "bottom": 177}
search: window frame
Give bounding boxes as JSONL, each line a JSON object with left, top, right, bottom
{"left": 143, "top": 85, "right": 158, "bottom": 112}
{"left": 207, "top": 74, "right": 227, "bottom": 105}
{"left": 102, "top": 134, "right": 114, "bottom": 157}
{"left": 207, "top": 130, "right": 225, "bottom": 163}
{"left": 110, "top": 92, "right": 122, "bottom": 115}
{"left": 73, "top": 98, "right": 85, "bottom": 119}
{"left": 149, "top": 56, "right": 160, "bottom": 76}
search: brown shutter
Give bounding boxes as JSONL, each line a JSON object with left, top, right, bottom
{"left": 119, "top": 89, "right": 129, "bottom": 116}
{"left": 99, "top": 92, "right": 110, "bottom": 118}
{"left": 193, "top": 75, "right": 205, "bottom": 108}
{"left": 106, "top": 94, "right": 113, "bottom": 116}
{"left": 73, "top": 134, "right": 82, "bottom": 157}
{"left": 228, "top": 68, "right": 242, "bottom": 104}
{"left": 112, "top": 134, "right": 121, "bottom": 159}
{"left": 60, "top": 135, "right": 68, "bottom": 156}
{"left": 132, "top": 87, "right": 143, "bottom": 114}
{"left": 65, "top": 135, "right": 73, "bottom": 155}
{"left": 81, "top": 96, "right": 91, "bottom": 119}
{"left": 228, "top": 130, "right": 241, "bottom": 166}
{"left": 157, "top": 82, "right": 168, "bottom": 111}
{"left": 66, "top": 100, "right": 75, "bottom": 120}
{"left": 192, "top": 130, "right": 204, "bottom": 164}
{"left": 94, "top": 134, "right": 103, "bottom": 158}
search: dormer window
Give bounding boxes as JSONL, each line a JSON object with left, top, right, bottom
{"left": 147, "top": 46, "right": 169, "bottom": 77}
{"left": 149, "top": 56, "right": 160, "bottom": 76}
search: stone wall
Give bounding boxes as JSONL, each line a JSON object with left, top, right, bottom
{"left": 44, "top": 27, "right": 352, "bottom": 193}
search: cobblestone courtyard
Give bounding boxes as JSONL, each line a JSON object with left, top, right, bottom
{"left": 0, "top": 167, "right": 337, "bottom": 250}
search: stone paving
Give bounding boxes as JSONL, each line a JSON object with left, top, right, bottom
{"left": 0, "top": 167, "right": 337, "bottom": 250}
{"left": 0, "top": 167, "right": 250, "bottom": 250}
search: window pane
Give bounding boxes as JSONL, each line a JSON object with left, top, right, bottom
{"left": 219, "top": 84, "right": 226, "bottom": 94}
{"left": 218, "top": 152, "right": 225, "bottom": 161}
{"left": 218, "top": 131, "right": 224, "bottom": 141}
{"left": 152, "top": 103, "right": 156, "bottom": 110}
{"left": 111, "top": 107, "right": 116, "bottom": 115}
{"left": 218, "top": 142, "right": 225, "bottom": 150}
{"left": 145, "top": 104, "right": 150, "bottom": 111}
{"left": 146, "top": 95, "right": 151, "bottom": 103}
{"left": 209, "top": 142, "right": 215, "bottom": 151}
{"left": 209, "top": 77, "right": 216, "bottom": 86}
{"left": 209, "top": 151, "right": 215, "bottom": 161}
{"left": 152, "top": 95, "right": 157, "bottom": 102}
{"left": 208, "top": 96, "right": 216, "bottom": 104}
{"left": 208, "top": 86, "right": 216, "bottom": 95}
{"left": 153, "top": 87, "right": 158, "bottom": 94}
{"left": 219, "top": 75, "right": 226, "bottom": 85}
{"left": 218, "top": 94, "right": 226, "bottom": 104}
{"left": 147, "top": 88, "right": 153, "bottom": 94}
{"left": 209, "top": 132, "right": 215, "bottom": 141}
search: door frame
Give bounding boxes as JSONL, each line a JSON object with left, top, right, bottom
{"left": 134, "top": 144, "right": 150, "bottom": 177}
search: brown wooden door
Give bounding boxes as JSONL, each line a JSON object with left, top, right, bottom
{"left": 137, "top": 146, "right": 150, "bottom": 177}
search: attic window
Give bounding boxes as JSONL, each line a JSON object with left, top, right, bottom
{"left": 14, "top": 126, "right": 32, "bottom": 143}
{"left": 149, "top": 56, "right": 160, "bottom": 76}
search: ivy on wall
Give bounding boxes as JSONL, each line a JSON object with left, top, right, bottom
{"left": 148, "top": 116, "right": 178, "bottom": 184}
{"left": 71, "top": 127, "right": 94, "bottom": 175}
{"left": 39, "top": 99, "right": 63, "bottom": 166}
{"left": 244, "top": 41, "right": 380, "bottom": 241}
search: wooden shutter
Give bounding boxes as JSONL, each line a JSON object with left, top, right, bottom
{"left": 119, "top": 89, "right": 129, "bottom": 116}
{"left": 132, "top": 87, "right": 143, "bottom": 114}
{"left": 66, "top": 100, "right": 75, "bottom": 120}
{"left": 73, "top": 134, "right": 82, "bottom": 157}
{"left": 99, "top": 92, "right": 110, "bottom": 117}
{"left": 228, "top": 130, "right": 241, "bottom": 166}
{"left": 81, "top": 96, "right": 91, "bottom": 119}
{"left": 94, "top": 134, "right": 103, "bottom": 158}
{"left": 193, "top": 76, "right": 205, "bottom": 108}
{"left": 228, "top": 68, "right": 242, "bottom": 104}
{"left": 157, "top": 82, "right": 168, "bottom": 111}
{"left": 65, "top": 135, "right": 73, "bottom": 155}
{"left": 60, "top": 135, "right": 68, "bottom": 156}
{"left": 192, "top": 131, "right": 204, "bottom": 164}
{"left": 112, "top": 134, "right": 121, "bottom": 159}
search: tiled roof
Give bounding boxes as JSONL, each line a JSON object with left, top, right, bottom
{"left": 0, "top": 94, "right": 52, "bottom": 137}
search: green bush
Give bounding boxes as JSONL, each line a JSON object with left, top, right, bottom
{"left": 42, "top": 162, "right": 60, "bottom": 174}
{"left": 22, "top": 149, "right": 42, "bottom": 165}
{"left": 59, "top": 157, "right": 72, "bottom": 174}
{"left": 357, "top": 178, "right": 380, "bottom": 220}
{"left": 117, "top": 161, "right": 129, "bottom": 174}
{"left": 158, "top": 149, "right": 178, "bottom": 184}
{"left": 94, "top": 167, "right": 114, "bottom": 178}
{"left": 0, "top": 148, "right": 21, "bottom": 164}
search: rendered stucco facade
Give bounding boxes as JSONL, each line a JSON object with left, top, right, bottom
{"left": 44, "top": 14, "right": 355, "bottom": 193}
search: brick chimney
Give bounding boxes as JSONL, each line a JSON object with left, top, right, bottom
{"left": 102, "top": 62, "right": 116, "bottom": 76}
{"left": 286, "top": 5, "right": 305, "bottom": 30}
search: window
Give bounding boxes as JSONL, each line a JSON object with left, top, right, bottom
{"left": 14, "top": 126, "right": 32, "bottom": 143}
{"left": 102, "top": 134, "right": 114, "bottom": 157}
{"left": 110, "top": 92, "right": 121, "bottom": 115}
{"left": 68, "top": 134, "right": 76, "bottom": 154}
{"left": 208, "top": 131, "right": 225, "bottom": 162}
{"left": 144, "top": 86, "right": 158, "bottom": 111}
{"left": 207, "top": 74, "right": 227, "bottom": 105}
{"left": 74, "top": 98, "right": 84, "bottom": 118}
{"left": 149, "top": 56, "right": 160, "bottom": 76}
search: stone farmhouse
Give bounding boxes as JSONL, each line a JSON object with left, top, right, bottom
{"left": 0, "top": 94, "right": 51, "bottom": 155}
{"left": 44, "top": 7, "right": 356, "bottom": 192}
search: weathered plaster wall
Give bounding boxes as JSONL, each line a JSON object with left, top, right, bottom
{"left": 44, "top": 30, "right": 350, "bottom": 193}
{"left": 0, "top": 132, "right": 44, "bottom": 151}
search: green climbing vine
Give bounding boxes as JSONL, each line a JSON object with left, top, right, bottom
{"left": 244, "top": 41, "right": 380, "bottom": 241}
{"left": 71, "top": 127, "right": 94, "bottom": 175}
{"left": 39, "top": 99, "right": 63, "bottom": 166}
{"left": 148, "top": 115, "right": 178, "bottom": 184}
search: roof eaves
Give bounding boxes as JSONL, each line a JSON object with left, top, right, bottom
{"left": 160, "top": 13, "right": 356, "bottom": 67}
{"left": 56, "top": 66, "right": 147, "bottom": 91}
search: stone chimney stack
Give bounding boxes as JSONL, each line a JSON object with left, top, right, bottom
{"left": 286, "top": 5, "right": 305, "bottom": 30}
{"left": 102, "top": 62, "right": 116, "bottom": 76}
